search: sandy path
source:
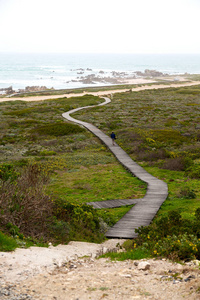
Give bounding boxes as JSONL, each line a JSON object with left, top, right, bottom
{"left": 0, "top": 80, "right": 200, "bottom": 103}
{"left": 0, "top": 240, "right": 125, "bottom": 282}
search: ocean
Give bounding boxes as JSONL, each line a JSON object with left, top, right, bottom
{"left": 0, "top": 53, "right": 200, "bottom": 91}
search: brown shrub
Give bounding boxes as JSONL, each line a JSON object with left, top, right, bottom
{"left": 0, "top": 165, "right": 53, "bottom": 239}
{"left": 161, "top": 157, "right": 185, "bottom": 171}
{"left": 137, "top": 149, "right": 168, "bottom": 161}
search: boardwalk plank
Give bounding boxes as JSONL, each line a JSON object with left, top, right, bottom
{"left": 62, "top": 97, "right": 168, "bottom": 239}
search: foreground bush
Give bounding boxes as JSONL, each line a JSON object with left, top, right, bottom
{"left": 152, "top": 233, "right": 200, "bottom": 260}
{"left": 0, "top": 231, "right": 18, "bottom": 251}
{"left": 0, "top": 163, "right": 105, "bottom": 245}
{"left": 133, "top": 209, "right": 200, "bottom": 261}
{"left": 0, "top": 164, "right": 53, "bottom": 239}
{"left": 53, "top": 200, "right": 104, "bottom": 243}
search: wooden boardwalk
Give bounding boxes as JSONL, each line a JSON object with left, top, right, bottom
{"left": 62, "top": 97, "right": 168, "bottom": 239}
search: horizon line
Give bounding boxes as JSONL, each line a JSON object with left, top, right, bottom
{"left": 0, "top": 51, "right": 200, "bottom": 55}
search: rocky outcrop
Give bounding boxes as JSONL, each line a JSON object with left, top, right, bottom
{"left": 111, "top": 71, "right": 128, "bottom": 77}
{"left": 18, "top": 86, "right": 54, "bottom": 93}
{"left": 135, "top": 69, "right": 166, "bottom": 77}
{"left": 0, "top": 86, "right": 14, "bottom": 95}
{"left": 69, "top": 74, "right": 121, "bottom": 85}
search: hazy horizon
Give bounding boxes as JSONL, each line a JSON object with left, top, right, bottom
{"left": 0, "top": 0, "right": 200, "bottom": 54}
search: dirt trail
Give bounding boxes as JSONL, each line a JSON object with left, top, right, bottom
{"left": 0, "top": 240, "right": 200, "bottom": 299}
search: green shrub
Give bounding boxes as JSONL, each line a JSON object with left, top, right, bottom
{"left": 3, "top": 107, "right": 35, "bottom": 116}
{"left": 49, "top": 218, "right": 70, "bottom": 243}
{"left": 151, "top": 129, "right": 188, "bottom": 145}
{"left": 0, "top": 163, "right": 18, "bottom": 182}
{"left": 186, "top": 164, "right": 200, "bottom": 179}
{"left": 39, "top": 150, "right": 57, "bottom": 156}
{"left": 177, "top": 186, "right": 196, "bottom": 199}
{"left": 53, "top": 200, "right": 104, "bottom": 242}
{"left": 177, "top": 88, "right": 200, "bottom": 95}
{"left": 153, "top": 233, "right": 199, "bottom": 260}
{"left": 5, "top": 223, "right": 24, "bottom": 239}
{"left": 4, "top": 106, "right": 51, "bottom": 116}
{"left": 9, "top": 119, "right": 39, "bottom": 128}
{"left": 133, "top": 209, "right": 200, "bottom": 261}
{"left": 0, "top": 230, "right": 18, "bottom": 251}
{"left": 14, "top": 159, "right": 29, "bottom": 167}
{"left": 32, "top": 122, "right": 85, "bottom": 136}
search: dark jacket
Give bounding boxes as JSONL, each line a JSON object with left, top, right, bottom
{"left": 111, "top": 132, "right": 116, "bottom": 139}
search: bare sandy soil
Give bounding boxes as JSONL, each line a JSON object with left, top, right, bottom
{"left": 0, "top": 240, "right": 200, "bottom": 300}
{"left": 1, "top": 80, "right": 200, "bottom": 103}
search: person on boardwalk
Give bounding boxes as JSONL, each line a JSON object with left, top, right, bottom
{"left": 111, "top": 131, "right": 116, "bottom": 146}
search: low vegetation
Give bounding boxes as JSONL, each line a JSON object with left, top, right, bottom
{"left": 0, "top": 85, "right": 200, "bottom": 262}
{"left": 103, "top": 209, "right": 200, "bottom": 262}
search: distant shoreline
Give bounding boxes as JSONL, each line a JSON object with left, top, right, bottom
{"left": 1, "top": 79, "right": 200, "bottom": 103}
{"left": 0, "top": 73, "right": 194, "bottom": 98}
{"left": 1, "top": 53, "right": 200, "bottom": 91}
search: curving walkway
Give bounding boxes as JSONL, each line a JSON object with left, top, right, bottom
{"left": 62, "top": 97, "right": 168, "bottom": 239}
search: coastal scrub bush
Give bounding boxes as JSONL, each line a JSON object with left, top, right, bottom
{"left": 0, "top": 163, "right": 19, "bottom": 182}
{"left": 137, "top": 149, "right": 168, "bottom": 162}
{"left": 0, "top": 162, "right": 107, "bottom": 244}
{"left": 9, "top": 119, "right": 39, "bottom": 128}
{"left": 6, "top": 223, "right": 24, "bottom": 239}
{"left": 49, "top": 218, "right": 70, "bottom": 244}
{"left": 3, "top": 106, "right": 52, "bottom": 117}
{"left": 151, "top": 129, "right": 188, "bottom": 146}
{"left": 39, "top": 150, "right": 57, "bottom": 156}
{"left": 161, "top": 157, "right": 185, "bottom": 171}
{"left": 0, "top": 230, "right": 18, "bottom": 251}
{"left": 32, "top": 122, "right": 85, "bottom": 136}
{"left": 186, "top": 164, "right": 200, "bottom": 179}
{"left": 161, "top": 156, "right": 193, "bottom": 171}
{"left": 152, "top": 233, "right": 200, "bottom": 260}
{"left": 3, "top": 107, "right": 35, "bottom": 116}
{"left": 176, "top": 88, "right": 200, "bottom": 95}
{"left": 14, "top": 159, "right": 29, "bottom": 167}
{"left": 53, "top": 200, "right": 104, "bottom": 242}
{"left": 0, "top": 164, "right": 53, "bottom": 240}
{"left": 177, "top": 186, "right": 197, "bottom": 199}
{"left": 133, "top": 209, "right": 200, "bottom": 261}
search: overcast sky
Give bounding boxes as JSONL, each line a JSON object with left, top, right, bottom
{"left": 0, "top": 0, "right": 200, "bottom": 53}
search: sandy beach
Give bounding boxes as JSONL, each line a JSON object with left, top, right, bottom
{"left": 0, "top": 79, "right": 200, "bottom": 103}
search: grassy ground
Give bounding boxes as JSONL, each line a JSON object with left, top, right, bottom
{"left": 47, "top": 163, "right": 145, "bottom": 203}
